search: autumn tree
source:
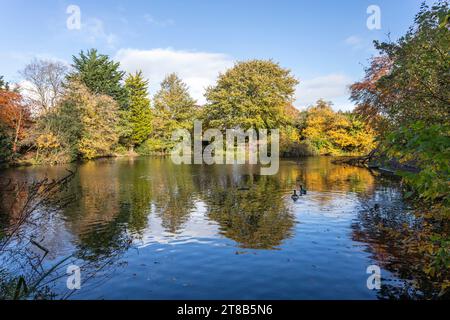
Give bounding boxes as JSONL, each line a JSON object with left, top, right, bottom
{"left": 0, "top": 88, "right": 31, "bottom": 154}
{"left": 351, "top": 1, "right": 450, "bottom": 129}
{"left": 204, "top": 60, "right": 298, "bottom": 130}
{"left": 377, "top": 1, "right": 450, "bottom": 126}
{"left": 301, "top": 100, "right": 375, "bottom": 155}
{"left": 20, "top": 59, "right": 68, "bottom": 115}
{"left": 124, "top": 71, "right": 153, "bottom": 148}
{"left": 279, "top": 104, "right": 304, "bottom": 156}
{"left": 350, "top": 1, "right": 450, "bottom": 204}
{"left": 68, "top": 49, "right": 129, "bottom": 109}
{"left": 350, "top": 55, "right": 392, "bottom": 132}
{"left": 37, "top": 81, "right": 120, "bottom": 162}
{"left": 154, "top": 73, "right": 197, "bottom": 129}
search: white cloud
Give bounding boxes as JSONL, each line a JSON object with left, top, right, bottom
{"left": 143, "top": 14, "right": 175, "bottom": 27}
{"left": 295, "top": 74, "right": 355, "bottom": 110}
{"left": 344, "top": 35, "right": 376, "bottom": 53}
{"left": 115, "top": 48, "right": 234, "bottom": 104}
{"left": 15, "top": 80, "right": 41, "bottom": 115}
{"left": 345, "top": 35, "right": 363, "bottom": 47}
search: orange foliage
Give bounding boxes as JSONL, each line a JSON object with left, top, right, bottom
{"left": 350, "top": 56, "right": 393, "bottom": 131}
{"left": 0, "top": 89, "right": 31, "bottom": 152}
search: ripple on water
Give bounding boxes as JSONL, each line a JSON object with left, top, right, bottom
{"left": 0, "top": 158, "right": 417, "bottom": 299}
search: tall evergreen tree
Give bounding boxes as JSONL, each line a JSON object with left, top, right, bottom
{"left": 68, "top": 49, "right": 129, "bottom": 109}
{"left": 125, "top": 71, "right": 153, "bottom": 147}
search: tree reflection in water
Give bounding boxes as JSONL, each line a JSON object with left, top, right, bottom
{"left": 0, "top": 171, "right": 132, "bottom": 299}
{"left": 0, "top": 157, "right": 447, "bottom": 299}
{"left": 352, "top": 182, "right": 449, "bottom": 299}
{"left": 204, "top": 175, "right": 295, "bottom": 249}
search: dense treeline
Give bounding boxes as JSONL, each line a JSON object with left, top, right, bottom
{"left": 0, "top": 54, "right": 375, "bottom": 166}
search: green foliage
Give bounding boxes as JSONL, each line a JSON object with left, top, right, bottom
{"left": 124, "top": 71, "right": 153, "bottom": 147}
{"left": 374, "top": 1, "right": 450, "bottom": 126}
{"left": 149, "top": 73, "right": 197, "bottom": 152}
{"left": 154, "top": 73, "right": 197, "bottom": 130}
{"left": 68, "top": 49, "right": 129, "bottom": 109}
{"left": 386, "top": 121, "right": 450, "bottom": 206}
{"left": 297, "top": 140, "right": 320, "bottom": 157}
{"left": 350, "top": 1, "right": 450, "bottom": 207}
{"left": 0, "top": 124, "right": 12, "bottom": 164}
{"left": 135, "top": 137, "right": 167, "bottom": 155}
{"left": 204, "top": 60, "right": 298, "bottom": 130}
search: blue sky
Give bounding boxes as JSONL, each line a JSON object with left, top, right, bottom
{"left": 0, "top": 0, "right": 423, "bottom": 110}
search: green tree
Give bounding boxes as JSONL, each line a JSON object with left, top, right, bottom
{"left": 351, "top": 1, "right": 450, "bottom": 198}
{"left": 385, "top": 121, "right": 450, "bottom": 206}
{"left": 352, "top": 1, "right": 450, "bottom": 128}
{"left": 68, "top": 49, "right": 129, "bottom": 109}
{"left": 148, "top": 73, "right": 197, "bottom": 152}
{"left": 154, "top": 73, "right": 197, "bottom": 129}
{"left": 204, "top": 60, "right": 298, "bottom": 130}
{"left": 124, "top": 71, "right": 153, "bottom": 148}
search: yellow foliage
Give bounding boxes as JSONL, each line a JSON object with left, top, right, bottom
{"left": 301, "top": 100, "right": 376, "bottom": 155}
{"left": 36, "top": 133, "right": 60, "bottom": 150}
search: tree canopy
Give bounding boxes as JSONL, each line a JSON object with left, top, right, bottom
{"left": 124, "top": 71, "right": 153, "bottom": 147}
{"left": 68, "top": 49, "right": 129, "bottom": 109}
{"left": 140, "top": 73, "right": 197, "bottom": 153}
{"left": 301, "top": 100, "right": 375, "bottom": 156}
{"left": 20, "top": 59, "right": 67, "bottom": 115}
{"left": 204, "top": 60, "right": 299, "bottom": 130}
{"left": 154, "top": 73, "right": 197, "bottom": 130}
{"left": 351, "top": 1, "right": 450, "bottom": 129}
{"left": 36, "top": 81, "right": 120, "bottom": 162}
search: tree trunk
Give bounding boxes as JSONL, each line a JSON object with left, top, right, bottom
{"left": 13, "top": 109, "right": 23, "bottom": 154}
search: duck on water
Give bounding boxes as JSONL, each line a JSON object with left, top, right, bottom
{"left": 291, "top": 185, "right": 307, "bottom": 201}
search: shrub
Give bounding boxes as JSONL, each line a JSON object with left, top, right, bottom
{"left": 386, "top": 121, "right": 450, "bottom": 206}
{"left": 136, "top": 138, "right": 169, "bottom": 155}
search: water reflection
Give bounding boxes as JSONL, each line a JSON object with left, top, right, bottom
{"left": 204, "top": 175, "right": 294, "bottom": 249}
{"left": 351, "top": 187, "right": 449, "bottom": 299}
{"left": 0, "top": 170, "right": 132, "bottom": 299}
{"left": 0, "top": 157, "right": 444, "bottom": 299}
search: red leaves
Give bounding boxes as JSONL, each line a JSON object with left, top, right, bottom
{"left": 0, "top": 90, "right": 31, "bottom": 152}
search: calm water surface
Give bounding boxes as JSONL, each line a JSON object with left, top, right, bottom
{"left": 0, "top": 157, "right": 417, "bottom": 299}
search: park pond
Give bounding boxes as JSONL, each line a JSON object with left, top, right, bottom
{"left": 0, "top": 157, "right": 441, "bottom": 299}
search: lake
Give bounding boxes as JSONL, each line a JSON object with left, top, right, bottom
{"left": 0, "top": 156, "right": 428, "bottom": 299}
